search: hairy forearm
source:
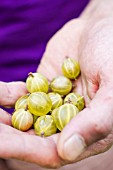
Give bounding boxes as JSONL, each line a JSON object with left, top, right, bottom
{"left": 80, "top": 0, "right": 113, "bottom": 20}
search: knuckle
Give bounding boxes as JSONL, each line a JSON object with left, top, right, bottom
{"left": 92, "top": 119, "right": 112, "bottom": 138}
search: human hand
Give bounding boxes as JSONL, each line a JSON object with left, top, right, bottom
{"left": 1, "top": 18, "right": 113, "bottom": 170}
{"left": 0, "top": 81, "right": 63, "bottom": 168}
{"left": 37, "top": 17, "right": 113, "bottom": 165}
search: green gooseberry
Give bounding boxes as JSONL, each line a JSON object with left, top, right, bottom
{"left": 50, "top": 76, "right": 72, "bottom": 95}
{"left": 34, "top": 115, "right": 57, "bottom": 137}
{"left": 62, "top": 57, "right": 80, "bottom": 79}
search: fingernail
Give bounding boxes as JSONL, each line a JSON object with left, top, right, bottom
{"left": 63, "top": 134, "right": 86, "bottom": 161}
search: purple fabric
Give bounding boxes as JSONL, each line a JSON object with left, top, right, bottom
{"left": 0, "top": 0, "right": 90, "bottom": 82}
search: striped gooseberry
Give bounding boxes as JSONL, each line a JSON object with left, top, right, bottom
{"left": 12, "top": 107, "right": 33, "bottom": 131}
{"left": 34, "top": 115, "right": 57, "bottom": 137}
{"left": 64, "top": 92, "right": 85, "bottom": 111}
{"left": 62, "top": 57, "right": 80, "bottom": 79}
{"left": 26, "top": 72, "right": 49, "bottom": 93}
{"left": 48, "top": 92, "right": 63, "bottom": 110}
{"left": 28, "top": 92, "right": 52, "bottom": 116}
{"left": 52, "top": 103, "right": 79, "bottom": 131}
{"left": 50, "top": 76, "right": 72, "bottom": 95}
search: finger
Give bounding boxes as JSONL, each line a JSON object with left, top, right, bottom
{"left": 0, "top": 130, "right": 63, "bottom": 169}
{"left": 0, "top": 123, "right": 39, "bottom": 136}
{"left": 57, "top": 86, "right": 113, "bottom": 162}
{"left": 0, "top": 81, "right": 27, "bottom": 108}
{"left": 37, "top": 19, "right": 86, "bottom": 80}
{"left": 0, "top": 108, "right": 11, "bottom": 125}
{"left": 0, "top": 123, "right": 26, "bottom": 135}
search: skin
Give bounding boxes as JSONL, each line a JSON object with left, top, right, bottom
{"left": 1, "top": 0, "right": 113, "bottom": 168}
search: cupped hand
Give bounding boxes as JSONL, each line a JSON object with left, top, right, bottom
{"left": 38, "top": 17, "right": 113, "bottom": 165}
{"left": 1, "top": 17, "right": 113, "bottom": 169}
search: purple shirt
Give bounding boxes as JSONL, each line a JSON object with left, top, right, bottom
{"left": 0, "top": 0, "right": 90, "bottom": 82}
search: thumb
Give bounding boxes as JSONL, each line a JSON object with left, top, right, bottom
{"left": 57, "top": 86, "right": 113, "bottom": 162}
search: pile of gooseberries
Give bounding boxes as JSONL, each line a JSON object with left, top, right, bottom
{"left": 12, "top": 57, "right": 85, "bottom": 137}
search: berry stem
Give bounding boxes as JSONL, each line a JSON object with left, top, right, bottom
{"left": 25, "top": 105, "right": 28, "bottom": 111}
{"left": 27, "top": 93, "right": 30, "bottom": 96}
{"left": 28, "top": 72, "right": 34, "bottom": 77}
{"left": 41, "top": 132, "right": 45, "bottom": 137}
{"left": 66, "top": 98, "right": 72, "bottom": 104}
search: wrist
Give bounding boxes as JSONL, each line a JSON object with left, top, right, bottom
{"left": 80, "top": 0, "right": 113, "bottom": 22}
